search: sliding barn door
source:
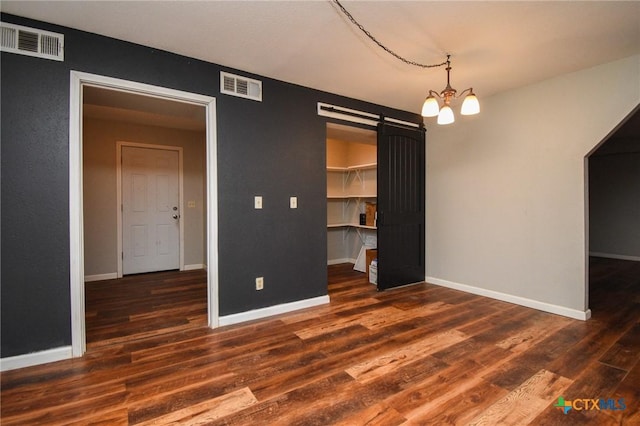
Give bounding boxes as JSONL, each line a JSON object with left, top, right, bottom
{"left": 377, "top": 122, "right": 426, "bottom": 290}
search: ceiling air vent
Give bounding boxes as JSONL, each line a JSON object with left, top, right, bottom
{"left": 220, "top": 71, "right": 262, "bottom": 102}
{"left": 0, "top": 22, "right": 64, "bottom": 61}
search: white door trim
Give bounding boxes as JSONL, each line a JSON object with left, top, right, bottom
{"left": 70, "top": 71, "right": 219, "bottom": 357}
{"left": 116, "top": 142, "right": 184, "bottom": 277}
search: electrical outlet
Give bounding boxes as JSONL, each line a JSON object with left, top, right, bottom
{"left": 187, "top": 200, "right": 196, "bottom": 208}
{"left": 255, "top": 277, "right": 264, "bottom": 290}
{"left": 290, "top": 196, "right": 297, "bottom": 209}
{"left": 254, "top": 196, "right": 263, "bottom": 209}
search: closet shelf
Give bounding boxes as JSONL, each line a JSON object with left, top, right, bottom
{"left": 326, "top": 137, "right": 377, "bottom": 266}
{"left": 327, "top": 194, "right": 377, "bottom": 199}
{"left": 327, "top": 162, "right": 377, "bottom": 172}
{"left": 327, "top": 223, "right": 377, "bottom": 230}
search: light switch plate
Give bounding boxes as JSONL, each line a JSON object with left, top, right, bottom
{"left": 254, "top": 196, "right": 263, "bottom": 209}
{"left": 187, "top": 200, "right": 196, "bottom": 208}
{"left": 290, "top": 196, "right": 297, "bottom": 209}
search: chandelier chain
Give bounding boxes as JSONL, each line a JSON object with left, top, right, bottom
{"left": 333, "top": 0, "right": 447, "bottom": 69}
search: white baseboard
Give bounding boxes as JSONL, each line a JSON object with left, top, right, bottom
{"left": 219, "top": 295, "right": 330, "bottom": 327}
{"left": 589, "top": 252, "right": 640, "bottom": 262}
{"left": 184, "top": 264, "right": 206, "bottom": 271}
{"left": 327, "top": 258, "right": 356, "bottom": 265}
{"left": 84, "top": 272, "right": 118, "bottom": 282}
{"left": 86, "top": 265, "right": 208, "bottom": 281}
{"left": 1, "top": 346, "right": 73, "bottom": 372}
{"left": 426, "top": 276, "right": 591, "bottom": 321}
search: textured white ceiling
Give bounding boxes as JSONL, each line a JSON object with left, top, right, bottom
{"left": 3, "top": 1, "right": 639, "bottom": 115}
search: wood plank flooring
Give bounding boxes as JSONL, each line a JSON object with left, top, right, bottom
{"left": 1, "top": 258, "right": 638, "bottom": 425}
{"left": 84, "top": 270, "right": 208, "bottom": 350}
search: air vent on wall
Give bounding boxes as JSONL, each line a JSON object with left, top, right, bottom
{"left": 1, "top": 22, "right": 64, "bottom": 61}
{"left": 220, "top": 71, "right": 262, "bottom": 102}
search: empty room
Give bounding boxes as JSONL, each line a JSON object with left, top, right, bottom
{"left": 1, "top": 1, "right": 639, "bottom": 424}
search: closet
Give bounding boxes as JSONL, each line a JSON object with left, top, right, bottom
{"left": 320, "top": 104, "right": 426, "bottom": 291}
{"left": 326, "top": 123, "right": 377, "bottom": 273}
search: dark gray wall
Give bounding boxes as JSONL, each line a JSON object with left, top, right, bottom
{"left": 0, "top": 13, "right": 421, "bottom": 357}
{"left": 588, "top": 106, "right": 640, "bottom": 259}
{"left": 589, "top": 152, "right": 640, "bottom": 258}
{"left": 589, "top": 109, "right": 640, "bottom": 259}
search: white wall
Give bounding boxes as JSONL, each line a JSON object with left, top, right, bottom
{"left": 425, "top": 55, "right": 640, "bottom": 316}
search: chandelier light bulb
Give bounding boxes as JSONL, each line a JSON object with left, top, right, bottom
{"left": 421, "top": 96, "right": 440, "bottom": 117}
{"left": 437, "top": 105, "right": 455, "bottom": 125}
{"left": 461, "top": 91, "right": 480, "bottom": 115}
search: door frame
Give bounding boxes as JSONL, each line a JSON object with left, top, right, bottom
{"left": 70, "top": 71, "right": 219, "bottom": 357}
{"left": 117, "top": 142, "right": 185, "bottom": 277}
{"left": 318, "top": 103, "right": 425, "bottom": 284}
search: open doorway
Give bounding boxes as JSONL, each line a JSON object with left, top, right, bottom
{"left": 325, "top": 122, "right": 378, "bottom": 284}
{"left": 587, "top": 106, "right": 640, "bottom": 315}
{"left": 82, "top": 86, "right": 208, "bottom": 348}
{"left": 324, "top": 119, "right": 428, "bottom": 291}
{"left": 82, "top": 86, "right": 207, "bottom": 278}
{"left": 69, "top": 72, "right": 219, "bottom": 356}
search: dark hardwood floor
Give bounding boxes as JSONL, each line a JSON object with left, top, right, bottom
{"left": 85, "top": 269, "right": 208, "bottom": 350}
{"left": 1, "top": 259, "right": 638, "bottom": 425}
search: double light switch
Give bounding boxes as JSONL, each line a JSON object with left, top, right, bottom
{"left": 254, "top": 196, "right": 298, "bottom": 209}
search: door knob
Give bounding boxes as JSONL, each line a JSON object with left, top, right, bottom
{"left": 172, "top": 214, "right": 179, "bottom": 219}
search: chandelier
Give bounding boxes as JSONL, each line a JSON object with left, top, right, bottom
{"left": 333, "top": 0, "right": 479, "bottom": 125}
{"left": 421, "top": 55, "right": 480, "bottom": 125}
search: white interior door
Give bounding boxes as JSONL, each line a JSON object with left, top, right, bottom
{"left": 122, "top": 146, "right": 180, "bottom": 275}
